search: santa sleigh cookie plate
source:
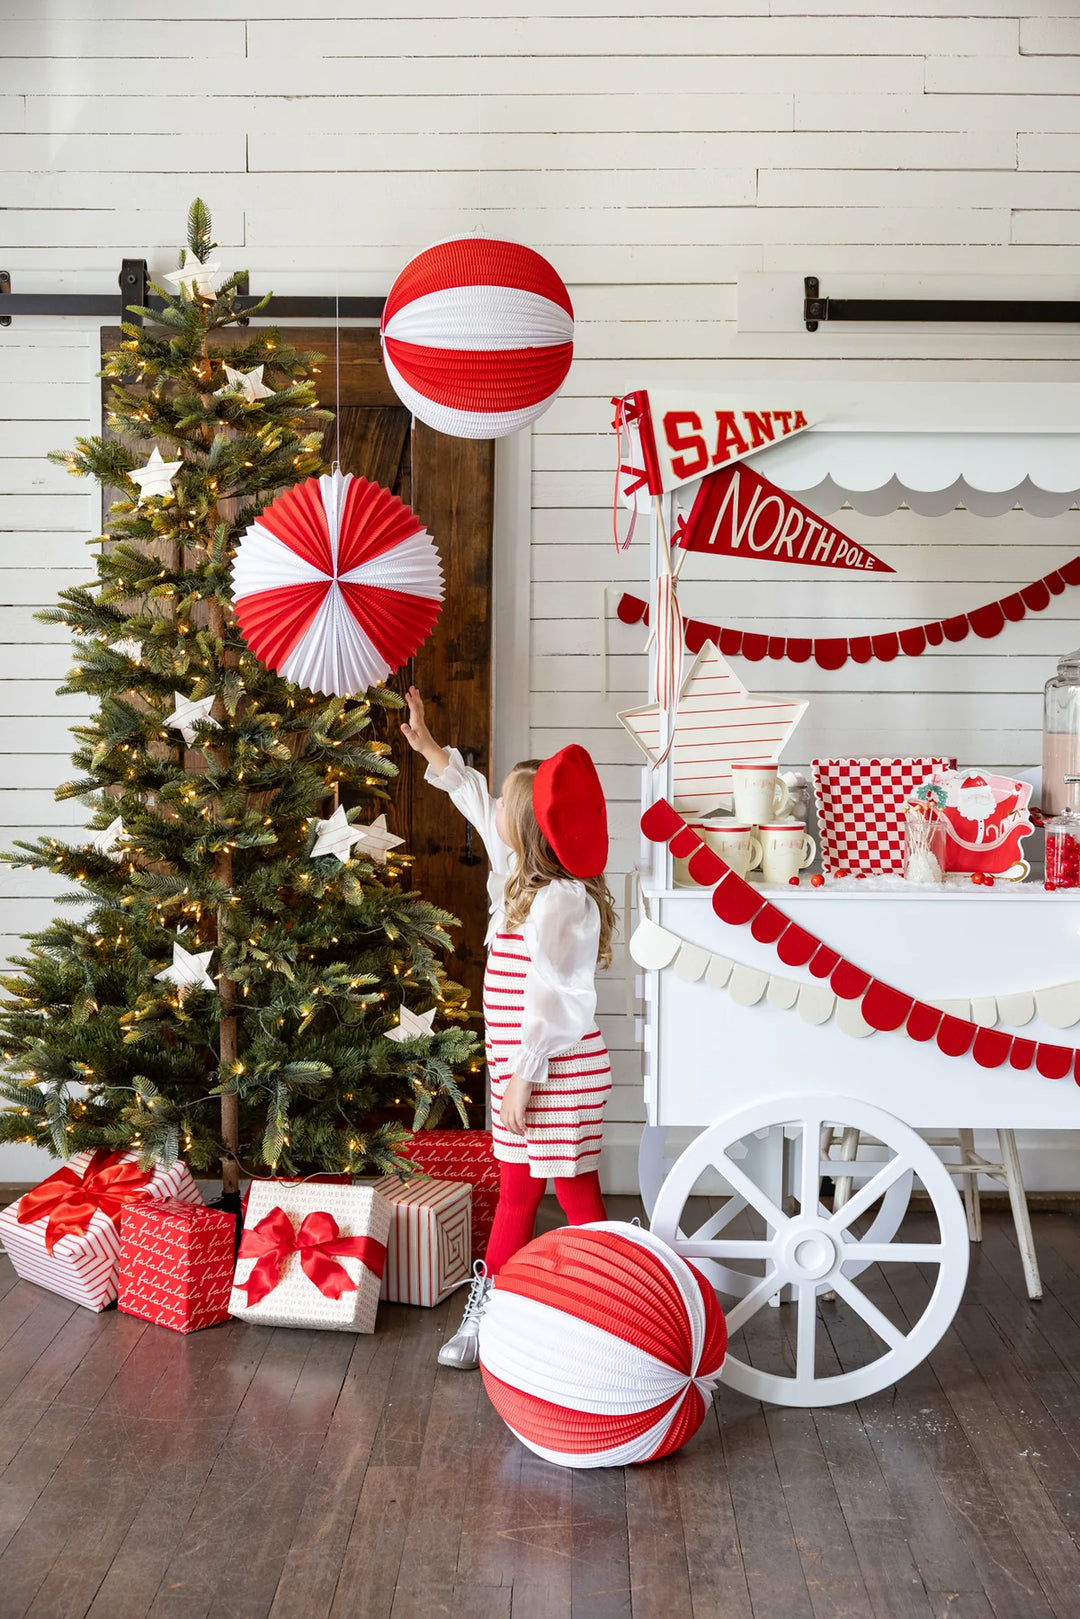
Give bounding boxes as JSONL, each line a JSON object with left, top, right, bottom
{"left": 920, "top": 770, "right": 1035, "bottom": 880}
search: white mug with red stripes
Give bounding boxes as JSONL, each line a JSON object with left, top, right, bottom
{"left": 759, "top": 821, "right": 817, "bottom": 885}
{"left": 731, "top": 763, "right": 791, "bottom": 825}
{"left": 704, "top": 821, "right": 763, "bottom": 879}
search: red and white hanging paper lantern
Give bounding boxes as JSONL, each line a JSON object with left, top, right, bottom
{"left": 478, "top": 1222, "right": 727, "bottom": 1468}
{"left": 232, "top": 471, "right": 443, "bottom": 697}
{"left": 380, "top": 238, "right": 574, "bottom": 439}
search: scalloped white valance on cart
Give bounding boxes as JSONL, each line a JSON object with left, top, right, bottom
{"left": 626, "top": 382, "right": 1080, "bottom": 518}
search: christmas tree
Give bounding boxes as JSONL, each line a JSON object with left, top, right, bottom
{"left": 0, "top": 200, "right": 479, "bottom": 1196}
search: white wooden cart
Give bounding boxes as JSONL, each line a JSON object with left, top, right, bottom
{"left": 625, "top": 383, "right": 1080, "bottom": 1408}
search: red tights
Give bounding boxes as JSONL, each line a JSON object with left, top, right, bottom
{"left": 484, "top": 1161, "right": 607, "bottom": 1276}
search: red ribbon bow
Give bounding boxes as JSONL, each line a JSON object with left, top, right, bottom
{"left": 16, "top": 1148, "right": 155, "bottom": 1254}
{"left": 236, "top": 1205, "right": 387, "bottom": 1307}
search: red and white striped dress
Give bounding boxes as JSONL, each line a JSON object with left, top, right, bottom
{"left": 484, "top": 930, "right": 612, "bottom": 1178}
{"left": 424, "top": 747, "right": 612, "bottom": 1181}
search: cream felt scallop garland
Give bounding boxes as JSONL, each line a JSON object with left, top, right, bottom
{"left": 629, "top": 916, "right": 1080, "bottom": 1035}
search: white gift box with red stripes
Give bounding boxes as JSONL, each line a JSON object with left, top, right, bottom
{"left": 375, "top": 1176, "right": 472, "bottom": 1308}
{"left": 0, "top": 1152, "right": 201, "bottom": 1312}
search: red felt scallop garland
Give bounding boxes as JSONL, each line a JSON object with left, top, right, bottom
{"left": 643, "top": 800, "right": 1080, "bottom": 1084}
{"left": 617, "top": 549, "right": 1080, "bottom": 669}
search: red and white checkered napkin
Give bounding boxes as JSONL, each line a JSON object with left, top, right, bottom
{"left": 812, "top": 757, "right": 955, "bottom": 875}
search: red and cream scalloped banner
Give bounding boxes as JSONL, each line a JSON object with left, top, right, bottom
{"left": 640, "top": 797, "right": 1080, "bottom": 1085}
{"left": 617, "top": 550, "right": 1080, "bottom": 670}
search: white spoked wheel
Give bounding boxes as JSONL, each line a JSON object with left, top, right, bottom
{"left": 650, "top": 1092, "right": 969, "bottom": 1408}
{"left": 641, "top": 1120, "right": 914, "bottom": 1297}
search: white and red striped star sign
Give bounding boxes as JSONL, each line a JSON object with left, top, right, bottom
{"left": 618, "top": 640, "right": 808, "bottom": 815}
{"left": 676, "top": 460, "right": 893, "bottom": 575}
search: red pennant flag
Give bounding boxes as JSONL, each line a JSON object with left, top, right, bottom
{"left": 675, "top": 462, "right": 894, "bottom": 575}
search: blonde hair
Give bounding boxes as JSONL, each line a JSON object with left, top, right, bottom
{"left": 501, "top": 760, "right": 616, "bottom": 969}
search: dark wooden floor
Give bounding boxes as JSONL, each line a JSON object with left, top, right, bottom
{"left": 0, "top": 1195, "right": 1079, "bottom": 1619}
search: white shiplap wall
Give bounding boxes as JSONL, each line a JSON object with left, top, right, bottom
{"left": 1, "top": 0, "right": 1079, "bottom": 1186}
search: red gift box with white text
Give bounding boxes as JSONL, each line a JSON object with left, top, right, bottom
{"left": 405, "top": 1131, "right": 499, "bottom": 1264}
{"left": 0, "top": 1149, "right": 201, "bottom": 1312}
{"left": 118, "top": 1198, "right": 235, "bottom": 1333}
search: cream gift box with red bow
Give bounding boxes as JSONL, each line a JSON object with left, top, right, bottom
{"left": 0, "top": 1149, "right": 201, "bottom": 1312}
{"left": 229, "top": 1181, "right": 392, "bottom": 1333}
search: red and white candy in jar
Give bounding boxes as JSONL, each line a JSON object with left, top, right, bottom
{"left": 1045, "top": 775, "right": 1080, "bottom": 889}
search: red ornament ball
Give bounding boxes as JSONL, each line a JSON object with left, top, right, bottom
{"left": 983, "top": 875, "right": 995, "bottom": 888}
{"left": 381, "top": 238, "right": 574, "bottom": 439}
{"left": 479, "top": 1223, "right": 727, "bottom": 1468}
{"left": 834, "top": 867, "right": 850, "bottom": 879}
{"left": 788, "top": 875, "right": 801, "bottom": 886}
{"left": 810, "top": 873, "right": 825, "bottom": 888}
{"left": 1046, "top": 881, "right": 1057, "bottom": 891}
{"left": 971, "top": 872, "right": 984, "bottom": 885}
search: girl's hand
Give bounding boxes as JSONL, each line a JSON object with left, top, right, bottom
{"left": 400, "top": 685, "right": 431, "bottom": 753}
{"left": 499, "top": 1075, "right": 533, "bottom": 1136}
{"left": 401, "top": 686, "right": 450, "bottom": 775}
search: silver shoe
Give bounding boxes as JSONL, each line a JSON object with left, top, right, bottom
{"left": 438, "top": 1261, "right": 492, "bottom": 1370}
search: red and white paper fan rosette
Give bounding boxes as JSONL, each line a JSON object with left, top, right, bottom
{"left": 232, "top": 471, "right": 443, "bottom": 697}
{"left": 380, "top": 238, "right": 574, "bottom": 439}
{"left": 479, "top": 1221, "right": 727, "bottom": 1468}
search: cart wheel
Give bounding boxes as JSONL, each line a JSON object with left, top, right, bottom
{"left": 650, "top": 1092, "right": 969, "bottom": 1408}
{"left": 641, "top": 1120, "right": 913, "bottom": 1296}
{"left": 638, "top": 1124, "right": 679, "bottom": 1220}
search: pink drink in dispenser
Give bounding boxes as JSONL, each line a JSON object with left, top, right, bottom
{"left": 1043, "top": 649, "right": 1080, "bottom": 816}
{"left": 1045, "top": 774, "right": 1080, "bottom": 888}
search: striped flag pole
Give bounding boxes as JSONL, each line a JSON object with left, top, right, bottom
{"left": 652, "top": 497, "right": 684, "bottom": 765}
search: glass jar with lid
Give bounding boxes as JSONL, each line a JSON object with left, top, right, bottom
{"left": 1042, "top": 649, "right": 1080, "bottom": 816}
{"left": 1045, "top": 776, "right": 1080, "bottom": 889}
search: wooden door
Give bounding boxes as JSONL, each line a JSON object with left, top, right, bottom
{"left": 101, "top": 325, "right": 495, "bottom": 1057}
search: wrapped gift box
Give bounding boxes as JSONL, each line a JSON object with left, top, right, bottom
{"left": 118, "top": 1199, "right": 235, "bottom": 1334}
{"left": 405, "top": 1130, "right": 499, "bottom": 1264}
{"left": 375, "top": 1176, "right": 471, "bottom": 1307}
{"left": 229, "top": 1180, "right": 391, "bottom": 1333}
{"left": 0, "top": 1149, "right": 201, "bottom": 1312}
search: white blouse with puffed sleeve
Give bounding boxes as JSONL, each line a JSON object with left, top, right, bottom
{"left": 504, "top": 880, "right": 601, "bottom": 1088}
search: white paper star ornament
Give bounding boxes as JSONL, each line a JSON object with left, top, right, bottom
{"left": 168, "top": 692, "right": 220, "bottom": 747}
{"left": 385, "top": 1005, "right": 437, "bottom": 1043}
{"left": 88, "top": 816, "right": 126, "bottom": 862}
{"left": 353, "top": 814, "right": 405, "bottom": 865}
{"left": 214, "top": 364, "right": 274, "bottom": 402}
{"left": 618, "top": 640, "right": 808, "bottom": 816}
{"left": 164, "top": 261, "right": 222, "bottom": 298}
{"left": 310, "top": 805, "right": 367, "bottom": 863}
{"left": 130, "top": 447, "right": 183, "bottom": 502}
{"left": 155, "top": 942, "right": 216, "bottom": 996}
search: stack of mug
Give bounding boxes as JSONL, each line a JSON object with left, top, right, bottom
{"left": 674, "top": 764, "right": 817, "bottom": 887}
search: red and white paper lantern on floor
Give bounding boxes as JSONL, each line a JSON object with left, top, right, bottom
{"left": 380, "top": 238, "right": 574, "bottom": 439}
{"left": 231, "top": 471, "right": 443, "bottom": 698}
{"left": 479, "top": 1222, "right": 727, "bottom": 1468}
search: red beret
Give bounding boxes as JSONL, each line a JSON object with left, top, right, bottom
{"left": 533, "top": 744, "right": 608, "bottom": 879}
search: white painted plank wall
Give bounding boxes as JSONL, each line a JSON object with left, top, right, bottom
{"left": 1, "top": 0, "right": 1079, "bottom": 1186}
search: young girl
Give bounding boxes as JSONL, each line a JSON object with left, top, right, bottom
{"left": 402, "top": 687, "right": 616, "bottom": 1369}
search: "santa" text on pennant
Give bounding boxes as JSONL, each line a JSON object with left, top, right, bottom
{"left": 675, "top": 462, "right": 894, "bottom": 574}
{"left": 616, "top": 389, "right": 820, "bottom": 498}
